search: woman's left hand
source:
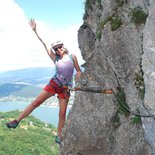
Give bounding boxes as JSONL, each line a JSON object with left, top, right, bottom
{"left": 29, "top": 18, "right": 36, "bottom": 32}
{"left": 75, "top": 71, "right": 82, "bottom": 82}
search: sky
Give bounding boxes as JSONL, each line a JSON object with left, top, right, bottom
{"left": 0, "top": 0, "right": 85, "bottom": 72}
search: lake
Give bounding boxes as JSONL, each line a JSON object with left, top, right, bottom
{"left": 0, "top": 101, "right": 71, "bottom": 127}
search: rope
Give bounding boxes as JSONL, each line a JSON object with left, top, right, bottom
{"left": 102, "top": 53, "right": 155, "bottom": 118}
{"left": 68, "top": 86, "right": 155, "bottom": 118}
{"left": 112, "top": 90, "right": 155, "bottom": 117}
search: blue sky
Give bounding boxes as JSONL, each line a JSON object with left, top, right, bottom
{"left": 15, "top": 0, "right": 85, "bottom": 28}
{"left": 0, "top": 0, "right": 85, "bottom": 72}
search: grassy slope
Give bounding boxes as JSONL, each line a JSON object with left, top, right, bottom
{"left": 0, "top": 110, "right": 59, "bottom": 155}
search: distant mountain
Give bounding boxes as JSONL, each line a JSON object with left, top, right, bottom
{"left": 0, "top": 67, "right": 56, "bottom": 85}
{"left": 0, "top": 67, "right": 56, "bottom": 98}
{"left": 0, "top": 67, "right": 79, "bottom": 99}
{"left": 0, "top": 83, "right": 42, "bottom": 98}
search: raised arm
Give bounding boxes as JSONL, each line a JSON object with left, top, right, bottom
{"left": 29, "top": 18, "right": 56, "bottom": 62}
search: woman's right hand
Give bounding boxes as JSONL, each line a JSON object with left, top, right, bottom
{"left": 29, "top": 18, "right": 36, "bottom": 32}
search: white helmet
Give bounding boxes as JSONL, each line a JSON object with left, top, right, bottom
{"left": 51, "top": 41, "right": 63, "bottom": 50}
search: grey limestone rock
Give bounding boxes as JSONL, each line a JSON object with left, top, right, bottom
{"left": 60, "top": 0, "right": 155, "bottom": 154}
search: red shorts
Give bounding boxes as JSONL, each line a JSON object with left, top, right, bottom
{"left": 43, "top": 79, "right": 70, "bottom": 100}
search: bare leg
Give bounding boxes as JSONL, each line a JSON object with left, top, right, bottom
{"left": 16, "top": 90, "right": 53, "bottom": 122}
{"left": 57, "top": 98, "right": 68, "bottom": 136}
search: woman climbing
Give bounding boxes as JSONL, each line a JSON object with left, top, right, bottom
{"left": 6, "top": 19, "right": 82, "bottom": 145}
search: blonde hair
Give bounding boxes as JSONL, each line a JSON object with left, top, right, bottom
{"left": 63, "top": 47, "right": 69, "bottom": 54}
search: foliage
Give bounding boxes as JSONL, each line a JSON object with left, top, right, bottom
{"left": 83, "top": 11, "right": 89, "bottom": 20}
{"left": 96, "top": 0, "right": 102, "bottom": 8}
{"left": 96, "top": 16, "right": 122, "bottom": 41}
{"left": 85, "top": 0, "right": 102, "bottom": 10}
{"left": 0, "top": 110, "right": 59, "bottom": 155}
{"left": 139, "top": 85, "right": 145, "bottom": 99}
{"left": 85, "top": 0, "right": 95, "bottom": 10}
{"left": 111, "top": 87, "right": 130, "bottom": 129}
{"left": 130, "top": 115, "right": 141, "bottom": 125}
{"left": 97, "top": 16, "right": 122, "bottom": 32}
{"left": 116, "top": 86, "right": 130, "bottom": 117}
{"left": 115, "top": 0, "right": 128, "bottom": 7}
{"left": 129, "top": 7, "right": 148, "bottom": 26}
{"left": 96, "top": 31, "right": 102, "bottom": 41}
{"left": 83, "top": 0, "right": 92, "bottom": 20}
{"left": 98, "top": 20, "right": 107, "bottom": 30}
{"left": 115, "top": 0, "right": 124, "bottom": 7}
{"left": 134, "top": 73, "right": 145, "bottom": 99}
{"left": 111, "top": 111, "right": 121, "bottom": 128}
{"left": 110, "top": 17, "right": 122, "bottom": 31}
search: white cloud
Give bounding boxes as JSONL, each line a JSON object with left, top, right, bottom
{"left": 0, "top": 0, "right": 84, "bottom": 72}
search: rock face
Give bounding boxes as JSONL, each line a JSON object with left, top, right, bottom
{"left": 60, "top": 0, "right": 155, "bottom": 155}
{"left": 142, "top": 0, "right": 155, "bottom": 154}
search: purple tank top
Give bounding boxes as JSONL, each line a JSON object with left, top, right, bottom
{"left": 53, "top": 55, "right": 74, "bottom": 86}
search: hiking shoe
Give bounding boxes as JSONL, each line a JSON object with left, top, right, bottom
{"left": 6, "top": 120, "right": 19, "bottom": 129}
{"left": 55, "top": 136, "right": 62, "bottom": 145}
